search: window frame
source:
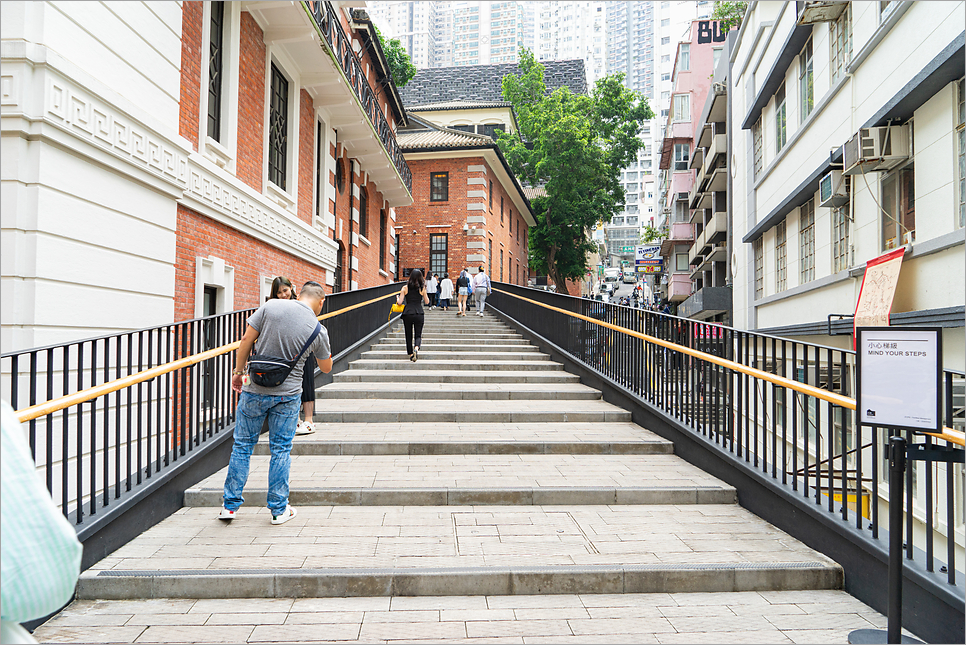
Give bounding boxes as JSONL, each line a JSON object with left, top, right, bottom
{"left": 430, "top": 171, "right": 449, "bottom": 202}
{"left": 500, "top": 196, "right": 504, "bottom": 225}
{"left": 830, "top": 3, "right": 853, "bottom": 85}
{"left": 678, "top": 43, "right": 690, "bottom": 73}
{"left": 379, "top": 209, "right": 387, "bottom": 271}
{"left": 358, "top": 185, "right": 368, "bottom": 239}
{"left": 268, "top": 61, "right": 290, "bottom": 191}
{"left": 429, "top": 233, "right": 448, "bottom": 277}
{"left": 775, "top": 220, "right": 787, "bottom": 292}
{"left": 754, "top": 238, "right": 764, "bottom": 299}
{"left": 799, "top": 38, "right": 814, "bottom": 123}
{"left": 753, "top": 116, "right": 763, "bottom": 179}
{"left": 775, "top": 81, "right": 787, "bottom": 154}
{"left": 672, "top": 93, "right": 690, "bottom": 122}
{"left": 799, "top": 198, "right": 815, "bottom": 284}
{"left": 673, "top": 143, "right": 690, "bottom": 171}
{"left": 881, "top": 163, "right": 915, "bottom": 250}
{"left": 207, "top": 1, "right": 226, "bottom": 143}
{"left": 957, "top": 78, "right": 965, "bottom": 229}
{"left": 832, "top": 201, "right": 851, "bottom": 273}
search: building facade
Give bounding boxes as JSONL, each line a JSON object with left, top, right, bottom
{"left": 1, "top": 1, "right": 413, "bottom": 351}
{"left": 730, "top": 1, "right": 964, "bottom": 369}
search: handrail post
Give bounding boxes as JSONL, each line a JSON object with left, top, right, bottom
{"left": 887, "top": 435, "right": 905, "bottom": 644}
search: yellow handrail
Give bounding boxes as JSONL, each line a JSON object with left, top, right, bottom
{"left": 13, "top": 292, "right": 399, "bottom": 424}
{"left": 495, "top": 289, "right": 966, "bottom": 447}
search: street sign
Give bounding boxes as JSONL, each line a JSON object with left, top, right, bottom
{"left": 620, "top": 246, "right": 634, "bottom": 253}
{"left": 637, "top": 266, "right": 661, "bottom": 274}
{"left": 856, "top": 327, "right": 942, "bottom": 432}
{"left": 636, "top": 244, "right": 661, "bottom": 261}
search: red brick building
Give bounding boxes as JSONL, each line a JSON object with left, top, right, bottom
{"left": 174, "top": 1, "right": 413, "bottom": 319}
{"left": 394, "top": 116, "right": 534, "bottom": 284}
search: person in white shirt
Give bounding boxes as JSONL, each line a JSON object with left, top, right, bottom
{"left": 426, "top": 273, "right": 439, "bottom": 309}
{"left": 438, "top": 273, "right": 454, "bottom": 311}
{"left": 473, "top": 265, "right": 492, "bottom": 316}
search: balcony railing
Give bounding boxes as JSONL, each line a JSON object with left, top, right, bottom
{"left": 304, "top": 1, "right": 412, "bottom": 194}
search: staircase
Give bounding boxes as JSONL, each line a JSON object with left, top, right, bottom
{"left": 35, "top": 310, "right": 900, "bottom": 643}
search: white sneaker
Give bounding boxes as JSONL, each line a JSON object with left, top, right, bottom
{"left": 271, "top": 505, "right": 298, "bottom": 525}
{"left": 295, "top": 420, "right": 315, "bottom": 435}
{"left": 218, "top": 507, "right": 236, "bottom": 521}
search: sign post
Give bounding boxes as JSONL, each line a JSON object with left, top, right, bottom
{"left": 849, "top": 328, "right": 947, "bottom": 645}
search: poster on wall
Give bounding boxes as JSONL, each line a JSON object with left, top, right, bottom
{"left": 856, "top": 327, "right": 941, "bottom": 432}
{"left": 853, "top": 247, "right": 906, "bottom": 341}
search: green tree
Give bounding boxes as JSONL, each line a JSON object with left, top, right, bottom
{"left": 374, "top": 27, "right": 416, "bottom": 88}
{"left": 499, "top": 50, "right": 653, "bottom": 294}
{"left": 639, "top": 224, "right": 663, "bottom": 245}
{"left": 712, "top": 1, "right": 748, "bottom": 32}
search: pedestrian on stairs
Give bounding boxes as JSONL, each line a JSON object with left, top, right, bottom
{"left": 396, "top": 268, "right": 429, "bottom": 362}
{"left": 426, "top": 272, "right": 439, "bottom": 310}
{"left": 439, "top": 273, "right": 454, "bottom": 311}
{"left": 222, "top": 281, "right": 332, "bottom": 525}
{"left": 268, "top": 277, "right": 316, "bottom": 436}
{"left": 473, "top": 264, "right": 492, "bottom": 316}
{"left": 455, "top": 269, "right": 471, "bottom": 317}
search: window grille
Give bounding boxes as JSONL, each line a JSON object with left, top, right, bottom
{"left": 430, "top": 172, "right": 449, "bottom": 201}
{"left": 207, "top": 1, "right": 225, "bottom": 142}
{"left": 776, "top": 220, "right": 787, "bottom": 292}
{"left": 799, "top": 199, "right": 815, "bottom": 283}
{"left": 430, "top": 234, "right": 448, "bottom": 277}
{"left": 268, "top": 63, "right": 289, "bottom": 190}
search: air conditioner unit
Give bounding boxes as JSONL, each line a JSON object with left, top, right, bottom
{"left": 842, "top": 125, "right": 910, "bottom": 176}
{"left": 712, "top": 82, "right": 727, "bottom": 94}
{"left": 797, "top": 1, "right": 848, "bottom": 25}
{"left": 819, "top": 170, "right": 848, "bottom": 208}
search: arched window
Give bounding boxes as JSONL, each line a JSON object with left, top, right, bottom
{"left": 358, "top": 186, "right": 368, "bottom": 238}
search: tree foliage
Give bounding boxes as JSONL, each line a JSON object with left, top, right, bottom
{"left": 712, "top": 1, "right": 748, "bottom": 32}
{"left": 374, "top": 27, "right": 417, "bottom": 88}
{"left": 498, "top": 50, "right": 653, "bottom": 294}
{"left": 640, "top": 224, "right": 663, "bottom": 245}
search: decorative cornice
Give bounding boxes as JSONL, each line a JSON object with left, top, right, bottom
{"left": 2, "top": 46, "right": 338, "bottom": 270}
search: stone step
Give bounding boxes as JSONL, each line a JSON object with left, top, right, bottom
{"left": 185, "top": 453, "right": 733, "bottom": 507}
{"left": 385, "top": 335, "right": 529, "bottom": 343}
{"left": 375, "top": 343, "right": 536, "bottom": 352}
{"left": 316, "top": 382, "right": 601, "bottom": 400}
{"left": 347, "top": 360, "right": 565, "bottom": 372}
{"left": 312, "top": 399, "right": 632, "bottom": 423}
{"left": 36, "top": 590, "right": 901, "bottom": 644}
{"left": 388, "top": 330, "right": 523, "bottom": 338}
{"left": 333, "top": 370, "right": 581, "bottom": 384}
{"left": 75, "top": 504, "right": 843, "bottom": 600}
{"left": 259, "top": 421, "right": 675, "bottom": 454}
{"left": 360, "top": 350, "right": 549, "bottom": 361}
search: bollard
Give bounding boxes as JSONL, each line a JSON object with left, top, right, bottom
{"left": 887, "top": 435, "right": 906, "bottom": 644}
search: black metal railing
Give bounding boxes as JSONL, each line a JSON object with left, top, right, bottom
{"left": 303, "top": 1, "right": 412, "bottom": 194}
{"left": 488, "top": 283, "right": 965, "bottom": 588}
{"left": 1, "top": 282, "right": 401, "bottom": 530}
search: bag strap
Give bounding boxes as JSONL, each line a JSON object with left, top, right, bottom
{"left": 291, "top": 323, "right": 322, "bottom": 365}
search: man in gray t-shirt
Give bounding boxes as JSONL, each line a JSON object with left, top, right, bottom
{"left": 221, "top": 281, "right": 333, "bottom": 525}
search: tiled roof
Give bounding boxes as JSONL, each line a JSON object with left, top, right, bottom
{"left": 523, "top": 186, "right": 548, "bottom": 201}
{"left": 400, "top": 60, "right": 588, "bottom": 106}
{"left": 396, "top": 127, "right": 492, "bottom": 150}
{"left": 407, "top": 100, "right": 513, "bottom": 112}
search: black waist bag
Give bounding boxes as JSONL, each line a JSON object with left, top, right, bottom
{"left": 248, "top": 323, "right": 321, "bottom": 388}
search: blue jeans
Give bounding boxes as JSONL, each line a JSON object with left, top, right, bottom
{"left": 223, "top": 391, "right": 300, "bottom": 516}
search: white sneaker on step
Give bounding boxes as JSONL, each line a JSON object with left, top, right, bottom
{"left": 271, "top": 505, "right": 298, "bottom": 525}
{"left": 218, "top": 507, "right": 236, "bottom": 521}
{"left": 295, "top": 420, "right": 315, "bottom": 435}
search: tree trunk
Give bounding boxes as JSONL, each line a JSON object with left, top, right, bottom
{"left": 550, "top": 268, "right": 570, "bottom": 295}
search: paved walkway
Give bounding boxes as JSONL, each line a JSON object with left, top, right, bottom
{"left": 34, "top": 311, "right": 911, "bottom": 643}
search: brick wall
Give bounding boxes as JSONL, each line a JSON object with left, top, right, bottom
{"left": 178, "top": 1, "right": 203, "bottom": 151}
{"left": 394, "top": 154, "right": 530, "bottom": 285}
{"left": 297, "top": 89, "right": 314, "bottom": 225}
{"left": 236, "top": 11, "right": 265, "bottom": 192}
{"left": 175, "top": 204, "right": 331, "bottom": 321}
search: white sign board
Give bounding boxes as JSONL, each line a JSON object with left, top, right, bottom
{"left": 856, "top": 328, "right": 941, "bottom": 432}
{"left": 636, "top": 244, "right": 661, "bottom": 262}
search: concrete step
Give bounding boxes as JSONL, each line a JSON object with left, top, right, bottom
{"left": 312, "top": 399, "right": 632, "bottom": 423}
{"left": 376, "top": 342, "right": 535, "bottom": 352}
{"left": 316, "top": 382, "right": 602, "bottom": 400}
{"left": 333, "top": 370, "right": 581, "bottom": 384}
{"left": 385, "top": 334, "right": 529, "bottom": 343}
{"left": 347, "top": 360, "right": 565, "bottom": 372}
{"left": 185, "top": 453, "right": 733, "bottom": 507}
{"left": 388, "top": 330, "right": 523, "bottom": 338}
{"left": 75, "top": 504, "right": 843, "bottom": 600}
{"left": 360, "top": 349, "right": 549, "bottom": 361}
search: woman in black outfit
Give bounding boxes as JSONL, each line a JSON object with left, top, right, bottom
{"left": 396, "top": 269, "right": 430, "bottom": 362}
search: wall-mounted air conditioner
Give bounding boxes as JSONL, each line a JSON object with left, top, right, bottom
{"left": 818, "top": 170, "right": 848, "bottom": 208}
{"left": 842, "top": 125, "right": 910, "bottom": 176}
{"left": 797, "top": 1, "right": 848, "bottom": 25}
